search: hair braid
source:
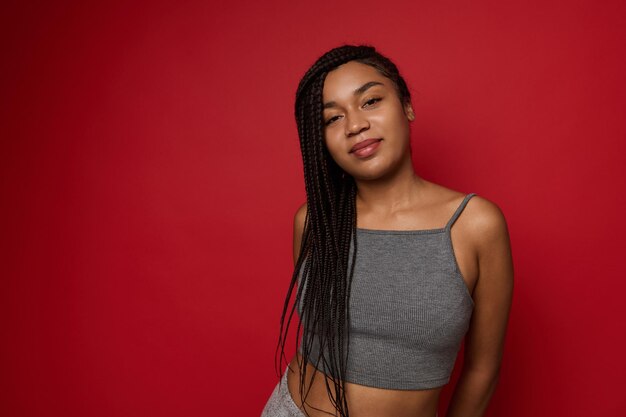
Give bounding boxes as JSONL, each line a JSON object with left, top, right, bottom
{"left": 275, "top": 44, "right": 412, "bottom": 417}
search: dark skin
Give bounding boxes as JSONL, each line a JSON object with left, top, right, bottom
{"left": 287, "top": 62, "right": 514, "bottom": 417}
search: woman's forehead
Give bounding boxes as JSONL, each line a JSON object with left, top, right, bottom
{"left": 323, "top": 61, "right": 390, "bottom": 101}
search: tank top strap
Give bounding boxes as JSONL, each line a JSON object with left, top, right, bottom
{"left": 445, "top": 193, "right": 477, "bottom": 230}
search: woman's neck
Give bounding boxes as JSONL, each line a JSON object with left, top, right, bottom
{"left": 354, "top": 155, "right": 426, "bottom": 214}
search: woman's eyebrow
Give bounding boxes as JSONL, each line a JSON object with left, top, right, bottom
{"left": 354, "top": 81, "right": 384, "bottom": 96}
{"left": 323, "top": 81, "right": 384, "bottom": 109}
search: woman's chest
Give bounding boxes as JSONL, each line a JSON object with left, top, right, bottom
{"left": 347, "top": 231, "right": 474, "bottom": 342}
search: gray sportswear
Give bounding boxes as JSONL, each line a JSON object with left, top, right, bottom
{"left": 297, "top": 193, "right": 477, "bottom": 390}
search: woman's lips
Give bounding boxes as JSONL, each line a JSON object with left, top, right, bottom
{"left": 350, "top": 139, "right": 382, "bottom": 158}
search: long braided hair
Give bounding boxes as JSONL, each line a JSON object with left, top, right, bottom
{"left": 275, "top": 44, "right": 412, "bottom": 417}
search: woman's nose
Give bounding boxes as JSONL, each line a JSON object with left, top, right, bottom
{"left": 345, "top": 112, "right": 369, "bottom": 136}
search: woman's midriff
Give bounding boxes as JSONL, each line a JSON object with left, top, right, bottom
{"left": 286, "top": 352, "right": 442, "bottom": 417}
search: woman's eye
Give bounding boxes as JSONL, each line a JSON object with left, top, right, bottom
{"left": 363, "top": 97, "right": 381, "bottom": 107}
{"left": 325, "top": 115, "right": 341, "bottom": 126}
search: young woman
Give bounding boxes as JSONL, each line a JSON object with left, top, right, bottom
{"left": 261, "top": 45, "right": 514, "bottom": 417}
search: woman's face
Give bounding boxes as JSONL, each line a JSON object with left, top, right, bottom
{"left": 321, "top": 61, "right": 414, "bottom": 181}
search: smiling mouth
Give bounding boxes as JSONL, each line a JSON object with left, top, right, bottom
{"left": 350, "top": 139, "right": 382, "bottom": 158}
{"left": 350, "top": 138, "right": 382, "bottom": 153}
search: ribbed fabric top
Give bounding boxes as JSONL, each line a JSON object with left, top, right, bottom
{"left": 297, "top": 193, "right": 477, "bottom": 390}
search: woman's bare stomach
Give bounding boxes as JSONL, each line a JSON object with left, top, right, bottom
{"left": 286, "top": 352, "right": 442, "bottom": 417}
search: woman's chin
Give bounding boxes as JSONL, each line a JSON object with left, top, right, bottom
{"left": 346, "top": 159, "right": 403, "bottom": 182}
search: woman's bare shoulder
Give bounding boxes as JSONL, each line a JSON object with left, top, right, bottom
{"left": 424, "top": 180, "right": 508, "bottom": 240}
{"left": 294, "top": 202, "right": 307, "bottom": 231}
{"left": 292, "top": 202, "right": 308, "bottom": 263}
{"left": 461, "top": 193, "right": 510, "bottom": 250}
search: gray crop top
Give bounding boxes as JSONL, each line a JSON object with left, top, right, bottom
{"left": 297, "top": 193, "right": 477, "bottom": 390}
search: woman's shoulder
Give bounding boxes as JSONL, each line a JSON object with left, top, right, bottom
{"left": 465, "top": 194, "right": 510, "bottom": 251}
{"left": 294, "top": 202, "right": 307, "bottom": 231}
{"left": 292, "top": 202, "right": 311, "bottom": 263}
{"left": 445, "top": 188, "right": 509, "bottom": 249}
{"left": 427, "top": 181, "right": 508, "bottom": 240}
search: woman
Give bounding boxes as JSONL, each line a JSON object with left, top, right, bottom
{"left": 261, "top": 45, "right": 514, "bottom": 417}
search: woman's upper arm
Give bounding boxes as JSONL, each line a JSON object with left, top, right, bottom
{"left": 464, "top": 197, "right": 514, "bottom": 375}
{"left": 293, "top": 203, "right": 307, "bottom": 266}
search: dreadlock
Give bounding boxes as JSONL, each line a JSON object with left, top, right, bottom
{"left": 275, "top": 44, "right": 412, "bottom": 417}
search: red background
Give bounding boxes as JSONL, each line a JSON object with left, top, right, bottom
{"left": 2, "top": 1, "right": 625, "bottom": 416}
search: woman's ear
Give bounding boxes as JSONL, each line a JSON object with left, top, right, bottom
{"left": 404, "top": 102, "right": 415, "bottom": 121}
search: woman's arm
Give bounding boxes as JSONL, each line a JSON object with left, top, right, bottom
{"left": 446, "top": 197, "right": 514, "bottom": 417}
